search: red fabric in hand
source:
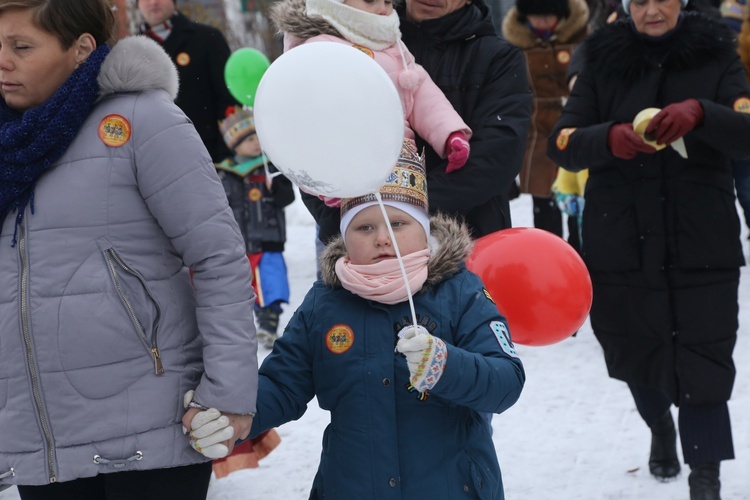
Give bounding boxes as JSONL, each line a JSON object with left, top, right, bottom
{"left": 608, "top": 123, "right": 656, "bottom": 160}
{"left": 445, "top": 132, "right": 470, "bottom": 173}
{"left": 318, "top": 195, "right": 341, "bottom": 208}
{"left": 644, "top": 99, "right": 704, "bottom": 145}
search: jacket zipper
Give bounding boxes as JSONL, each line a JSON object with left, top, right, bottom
{"left": 104, "top": 249, "right": 164, "bottom": 375}
{"left": 19, "top": 224, "right": 57, "bottom": 483}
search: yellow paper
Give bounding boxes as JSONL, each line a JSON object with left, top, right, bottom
{"left": 632, "top": 107, "right": 667, "bottom": 151}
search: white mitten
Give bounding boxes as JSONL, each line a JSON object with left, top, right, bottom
{"left": 396, "top": 326, "right": 448, "bottom": 393}
{"left": 183, "top": 390, "right": 234, "bottom": 459}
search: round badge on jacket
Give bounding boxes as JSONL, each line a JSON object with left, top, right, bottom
{"left": 351, "top": 45, "right": 374, "bottom": 59}
{"left": 556, "top": 128, "right": 576, "bottom": 151}
{"left": 98, "top": 114, "right": 131, "bottom": 147}
{"left": 557, "top": 51, "right": 570, "bottom": 65}
{"left": 176, "top": 52, "right": 191, "bottom": 66}
{"left": 325, "top": 324, "right": 354, "bottom": 354}
{"left": 734, "top": 97, "right": 750, "bottom": 114}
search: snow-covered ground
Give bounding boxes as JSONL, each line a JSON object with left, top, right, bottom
{"left": 2, "top": 194, "right": 748, "bottom": 499}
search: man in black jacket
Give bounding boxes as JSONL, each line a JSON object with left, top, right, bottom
{"left": 303, "top": 0, "right": 532, "bottom": 244}
{"left": 138, "top": 0, "right": 237, "bottom": 162}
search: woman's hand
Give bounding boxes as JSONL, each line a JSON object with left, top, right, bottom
{"left": 644, "top": 99, "right": 704, "bottom": 145}
{"left": 182, "top": 391, "right": 254, "bottom": 458}
{"left": 608, "top": 123, "right": 657, "bottom": 159}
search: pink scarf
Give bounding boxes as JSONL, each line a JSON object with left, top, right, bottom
{"left": 335, "top": 249, "right": 430, "bottom": 305}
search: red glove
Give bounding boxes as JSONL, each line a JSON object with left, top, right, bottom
{"left": 445, "top": 132, "right": 470, "bottom": 173}
{"left": 608, "top": 123, "right": 656, "bottom": 160}
{"left": 644, "top": 99, "right": 704, "bottom": 145}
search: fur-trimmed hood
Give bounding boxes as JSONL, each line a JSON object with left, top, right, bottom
{"left": 583, "top": 12, "right": 735, "bottom": 83}
{"left": 319, "top": 213, "right": 474, "bottom": 290}
{"left": 271, "top": 0, "right": 341, "bottom": 40}
{"left": 502, "top": 0, "right": 590, "bottom": 48}
{"left": 97, "top": 36, "right": 179, "bottom": 101}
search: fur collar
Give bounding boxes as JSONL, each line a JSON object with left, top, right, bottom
{"left": 502, "top": 0, "right": 590, "bottom": 49}
{"left": 271, "top": 0, "right": 342, "bottom": 40}
{"left": 97, "top": 36, "right": 179, "bottom": 101}
{"left": 320, "top": 213, "right": 474, "bottom": 290}
{"left": 584, "top": 13, "right": 735, "bottom": 82}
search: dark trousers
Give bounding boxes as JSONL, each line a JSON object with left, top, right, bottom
{"left": 628, "top": 383, "right": 734, "bottom": 465}
{"left": 17, "top": 462, "right": 212, "bottom": 500}
{"left": 532, "top": 196, "right": 580, "bottom": 252}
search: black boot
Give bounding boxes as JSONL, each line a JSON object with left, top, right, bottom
{"left": 689, "top": 462, "right": 721, "bottom": 500}
{"left": 256, "top": 307, "right": 280, "bottom": 349}
{"left": 649, "top": 412, "right": 681, "bottom": 481}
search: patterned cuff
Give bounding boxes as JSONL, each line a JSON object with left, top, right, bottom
{"left": 411, "top": 337, "right": 448, "bottom": 393}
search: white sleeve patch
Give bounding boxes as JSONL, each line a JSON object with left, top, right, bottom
{"left": 490, "top": 321, "right": 519, "bottom": 358}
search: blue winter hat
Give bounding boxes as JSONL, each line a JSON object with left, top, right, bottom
{"left": 622, "top": 0, "right": 687, "bottom": 13}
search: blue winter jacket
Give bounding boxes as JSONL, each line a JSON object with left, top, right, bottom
{"left": 250, "top": 215, "right": 525, "bottom": 499}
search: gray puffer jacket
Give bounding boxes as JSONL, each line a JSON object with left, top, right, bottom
{"left": 0, "top": 36, "right": 257, "bottom": 487}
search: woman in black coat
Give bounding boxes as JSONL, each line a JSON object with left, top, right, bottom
{"left": 547, "top": 2, "right": 750, "bottom": 498}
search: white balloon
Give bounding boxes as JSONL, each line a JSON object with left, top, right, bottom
{"left": 254, "top": 42, "right": 405, "bottom": 198}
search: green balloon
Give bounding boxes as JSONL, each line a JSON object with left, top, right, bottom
{"left": 224, "top": 48, "right": 271, "bottom": 107}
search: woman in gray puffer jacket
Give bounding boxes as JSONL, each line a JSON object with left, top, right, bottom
{"left": 0, "top": 0, "right": 256, "bottom": 497}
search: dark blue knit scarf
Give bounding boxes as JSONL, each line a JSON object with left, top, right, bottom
{"left": 0, "top": 43, "right": 110, "bottom": 246}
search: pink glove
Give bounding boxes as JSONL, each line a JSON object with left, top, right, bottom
{"left": 445, "top": 132, "right": 470, "bottom": 173}
{"left": 318, "top": 195, "right": 341, "bottom": 208}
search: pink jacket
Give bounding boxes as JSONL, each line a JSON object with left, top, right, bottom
{"left": 285, "top": 34, "right": 472, "bottom": 158}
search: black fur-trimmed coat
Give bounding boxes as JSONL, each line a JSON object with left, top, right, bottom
{"left": 547, "top": 13, "right": 750, "bottom": 404}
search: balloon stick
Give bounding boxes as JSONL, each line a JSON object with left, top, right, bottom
{"left": 375, "top": 192, "right": 418, "bottom": 332}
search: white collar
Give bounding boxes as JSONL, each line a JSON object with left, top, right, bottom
{"left": 305, "top": 0, "right": 400, "bottom": 50}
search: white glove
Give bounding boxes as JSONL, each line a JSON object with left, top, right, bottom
{"left": 183, "top": 390, "right": 234, "bottom": 459}
{"left": 396, "top": 326, "right": 448, "bottom": 393}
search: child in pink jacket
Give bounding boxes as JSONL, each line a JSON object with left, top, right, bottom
{"left": 271, "top": 0, "right": 472, "bottom": 190}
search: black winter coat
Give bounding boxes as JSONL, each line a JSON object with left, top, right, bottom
{"left": 304, "top": 0, "right": 532, "bottom": 243}
{"left": 547, "top": 14, "right": 750, "bottom": 404}
{"left": 143, "top": 12, "right": 238, "bottom": 162}
{"left": 217, "top": 157, "right": 295, "bottom": 254}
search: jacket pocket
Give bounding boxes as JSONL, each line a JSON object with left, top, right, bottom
{"left": 58, "top": 240, "right": 163, "bottom": 398}
{"left": 0, "top": 336, "right": 7, "bottom": 410}
{"left": 582, "top": 187, "right": 641, "bottom": 272}
{"left": 673, "top": 183, "right": 744, "bottom": 269}
{"left": 457, "top": 451, "right": 500, "bottom": 500}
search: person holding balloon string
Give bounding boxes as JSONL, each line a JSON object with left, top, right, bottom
{"left": 547, "top": 0, "right": 750, "bottom": 496}
{"left": 270, "top": 0, "right": 473, "bottom": 212}
{"left": 233, "top": 154, "right": 525, "bottom": 499}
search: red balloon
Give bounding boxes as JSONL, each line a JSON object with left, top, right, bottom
{"left": 466, "top": 228, "right": 592, "bottom": 346}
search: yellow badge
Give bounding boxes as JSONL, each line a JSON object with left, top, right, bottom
{"left": 733, "top": 97, "right": 750, "bottom": 114}
{"left": 325, "top": 324, "right": 354, "bottom": 354}
{"left": 351, "top": 45, "right": 374, "bottom": 59}
{"left": 557, "top": 51, "right": 571, "bottom": 65}
{"left": 248, "top": 188, "right": 262, "bottom": 201}
{"left": 483, "top": 288, "right": 495, "bottom": 304}
{"left": 556, "top": 127, "right": 576, "bottom": 151}
{"left": 98, "top": 114, "right": 131, "bottom": 147}
{"left": 176, "top": 52, "right": 190, "bottom": 66}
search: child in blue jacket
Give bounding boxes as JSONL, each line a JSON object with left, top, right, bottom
{"left": 241, "top": 144, "right": 525, "bottom": 499}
